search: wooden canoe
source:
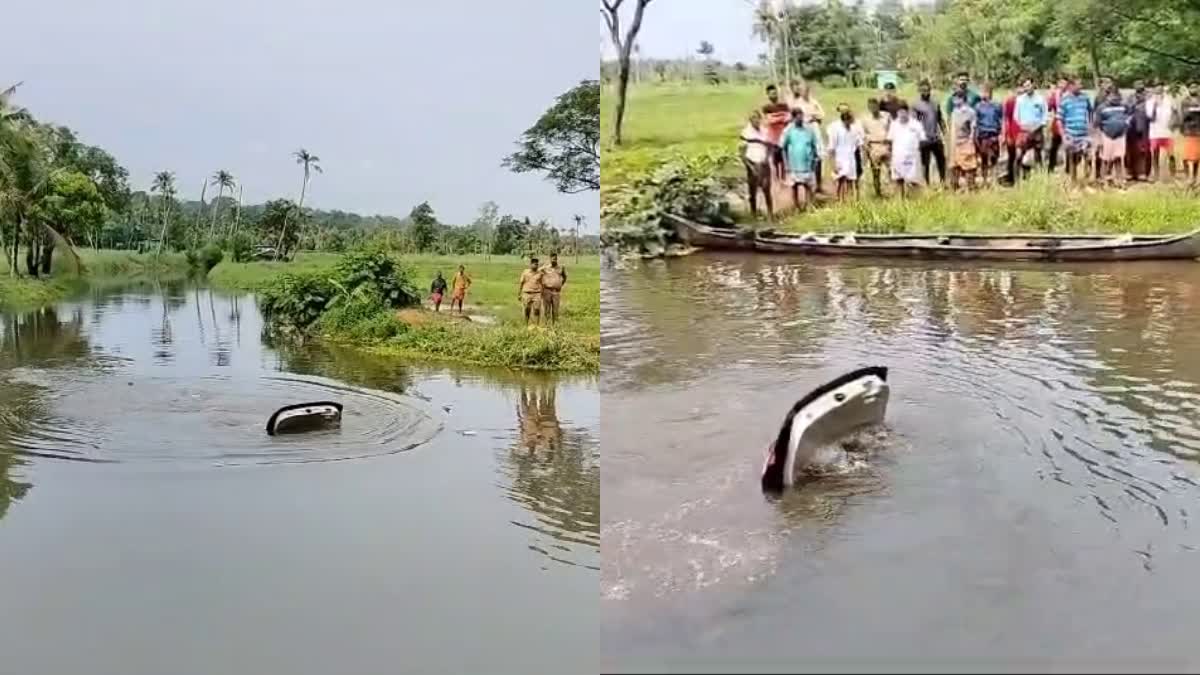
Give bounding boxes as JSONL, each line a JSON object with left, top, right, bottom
{"left": 665, "top": 213, "right": 1200, "bottom": 262}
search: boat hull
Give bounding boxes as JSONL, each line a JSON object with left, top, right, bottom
{"left": 266, "top": 401, "right": 344, "bottom": 436}
{"left": 669, "top": 213, "right": 1200, "bottom": 262}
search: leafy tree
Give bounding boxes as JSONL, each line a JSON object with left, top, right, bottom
{"left": 502, "top": 79, "right": 599, "bottom": 193}
{"left": 492, "top": 215, "right": 528, "bottom": 255}
{"left": 406, "top": 201, "right": 439, "bottom": 251}
{"left": 31, "top": 171, "right": 107, "bottom": 262}
{"left": 258, "top": 199, "right": 301, "bottom": 260}
{"left": 151, "top": 170, "right": 176, "bottom": 255}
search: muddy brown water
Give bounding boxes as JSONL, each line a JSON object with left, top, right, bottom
{"left": 602, "top": 254, "right": 1200, "bottom": 673}
{"left": 0, "top": 280, "right": 597, "bottom": 675}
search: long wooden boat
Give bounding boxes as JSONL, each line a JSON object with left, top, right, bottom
{"left": 665, "top": 213, "right": 1200, "bottom": 262}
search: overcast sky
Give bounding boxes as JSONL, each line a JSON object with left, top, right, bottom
{"left": 4, "top": 0, "right": 597, "bottom": 230}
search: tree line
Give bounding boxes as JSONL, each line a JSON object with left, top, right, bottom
{"left": 2, "top": 77, "right": 600, "bottom": 276}
{"left": 602, "top": 0, "right": 1200, "bottom": 144}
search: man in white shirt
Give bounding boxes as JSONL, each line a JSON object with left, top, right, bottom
{"left": 1148, "top": 83, "right": 1178, "bottom": 180}
{"left": 827, "top": 103, "right": 863, "bottom": 201}
{"left": 887, "top": 102, "right": 926, "bottom": 198}
{"left": 739, "top": 110, "right": 775, "bottom": 220}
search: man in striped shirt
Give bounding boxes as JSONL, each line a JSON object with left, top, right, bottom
{"left": 1057, "top": 78, "right": 1093, "bottom": 184}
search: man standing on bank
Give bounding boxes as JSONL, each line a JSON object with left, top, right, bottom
{"left": 519, "top": 257, "right": 543, "bottom": 326}
{"left": 540, "top": 253, "right": 567, "bottom": 326}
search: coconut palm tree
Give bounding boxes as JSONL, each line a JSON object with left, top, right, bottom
{"left": 274, "top": 148, "right": 321, "bottom": 260}
{"left": 151, "top": 171, "right": 176, "bottom": 256}
{"left": 207, "top": 170, "right": 236, "bottom": 240}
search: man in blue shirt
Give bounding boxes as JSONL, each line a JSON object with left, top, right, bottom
{"left": 1095, "top": 89, "right": 1131, "bottom": 184}
{"left": 1013, "top": 77, "right": 1048, "bottom": 180}
{"left": 781, "top": 110, "right": 819, "bottom": 211}
{"left": 973, "top": 83, "right": 1003, "bottom": 183}
{"left": 1057, "top": 77, "right": 1093, "bottom": 183}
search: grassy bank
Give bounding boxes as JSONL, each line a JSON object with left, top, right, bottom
{"left": 213, "top": 252, "right": 600, "bottom": 373}
{"left": 601, "top": 82, "right": 1198, "bottom": 236}
{"left": 0, "top": 249, "right": 189, "bottom": 310}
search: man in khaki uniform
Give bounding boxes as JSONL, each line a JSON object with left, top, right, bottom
{"left": 539, "top": 253, "right": 567, "bottom": 325}
{"left": 518, "top": 257, "right": 543, "bottom": 325}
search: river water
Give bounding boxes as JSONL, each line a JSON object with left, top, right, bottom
{"left": 602, "top": 254, "right": 1200, "bottom": 673}
{"left": 0, "top": 280, "right": 598, "bottom": 675}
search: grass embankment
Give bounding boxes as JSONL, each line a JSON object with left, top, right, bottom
{"left": 211, "top": 252, "right": 600, "bottom": 373}
{"left": 601, "top": 82, "right": 1199, "bottom": 235}
{"left": 0, "top": 249, "right": 189, "bottom": 310}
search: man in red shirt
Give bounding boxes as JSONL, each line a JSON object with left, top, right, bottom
{"left": 1002, "top": 89, "right": 1021, "bottom": 185}
{"left": 1046, "top": 75, "right": 1067, "bottom": 172}
{"left": 761, "top": 84, "right": 792, "bottom": 181}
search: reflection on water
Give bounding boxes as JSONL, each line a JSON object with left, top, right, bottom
{"left": 503, "top": 381, "right": 601, "bottom": 570}
{"left": 602, "top": 255, "right": 1200, "bottom": 670}
{"left": 0, "top": 285, "right": 599, "bottom": 571}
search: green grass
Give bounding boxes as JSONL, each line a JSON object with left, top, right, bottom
{"left": 602, "top": 82, "right": 1198, "bottom": 235}
{"left": 0, "top": 249, "right": 190, "bottom": 311}
{"left": 780, "top": 174, "right": 1200, "bottom": 234}
{"left": 212, "top": 252, "right": 601, "bottom": 373}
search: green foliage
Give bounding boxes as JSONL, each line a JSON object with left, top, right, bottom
{"left": 332, "top": 248, "right": 420, "bottom": 308}
{"left": 256, "top": 198, "right": 300, "bottom": 259}
{"left": 502, "top": 79, "right": 599, "bottom": 194}
{"left": 601, "top": 153, "right": 736, "bottom": 249}
{"left": 185, "top": 243, "right": 225, "bottom": 273}
{"left": 317, "top": 295, "right": 401, "bottom": 342}
{"left": 259, "top": 271, "right": 337, "bottom": 332}
{"left": 219, "top": 232, "right": 255, "bottom": 263}
{"left": 406, "top": 201, "right": 439, "bottom": 252}
{"left": 30, "top": 170, "right": 108, "bottom": 244}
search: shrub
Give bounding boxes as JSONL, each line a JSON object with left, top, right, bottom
{"left": 219, "top": 233, "right": 256, "bottom": 263}
{"left": 332, "top": 247, "right": 420, "bottom": 308}
{"left": 318, "top": 295, "right": 402, "bottom": 342}
{"left": 186, "top": 243, "right": 225, "bottom": 273}
{"left": 259, "top": 271, "right": 337, "bottom": 331}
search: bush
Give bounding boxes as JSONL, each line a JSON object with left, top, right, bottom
{"left": 186, "top": 243, "right": 225, "bottom": 273}
{"left": 219, "top": 233, "right": 256, "bottom": 263}
{"left": 600, "top": 152, "right": 737, "bottom": 251}
{"left": 259, "top": 271, "right": 337, "bottom": 331}
{"left": 318, "top": 295, "right": 402, "bottom": 342}
{"left": 332, "top": 247, "right": 420, "bottom": 308}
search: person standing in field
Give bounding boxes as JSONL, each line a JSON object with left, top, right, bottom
{"left": 1014, "top": 77, "right": 1048, "bottom": 180}
{"left": 1126, "top": 82, "right": 1152, "bottom": 181}
{"left": 789, "top": 81, "right": 827, "bottom": 193}
{"left": 1057, "top": 77, "right": 1094, "bottom": 185}
{"left": 826, "top": 104, "right": 862, "bottom": 202}
{"left": 1147, "top": 82, "right": 1178, "bottom": 180}
{"left": 1095, "top": 89, "right": 1131, "bottom": 185}
{"left": 762, "top": 85, "right": 792, "bottom": 181}
{"left": 913, "top": 79, "right": 947, "bottom": 186}
{"left": 1091, "top": 77, "right": 1115, "bottom": 180}
{"left": 450, "top": 264, "right": 471, "bottom": 314}
{"left": 1001, "top": 87, "right": 1021, "bottom": 184}
{"left": 1045, "top": 75, "right": 1068, "bottom": 173}
{"left": 430, "top": 272, "right": 448, "bottom": 312}
{"left": 1179, "top": 82, "right": 1200, "bottom": 185}
{"left": 781, "top": 109, "right": 819, "bottom": 211}
{"left": 973, "top": 84, "right": 1003, "bottom": 184}
{"left": 880, "top": 82, "right": 902, "bottom": 118}
{"left": 739, "top": 110, "right": 775, "bottom": 220}
{"left": 949, "top": 94, "right": 979, "bottom": 190}
{"left": 888, "top": 102, "right": 926, "bottom": 198}
{"left": 861, "top": 98, "right": 892, "bottom": 197}
{"left": 539, "top": 253, "right": 567, "bottom": 325}
{"left": 518, "top": 257, "right": 543, "bottom": 326}
{"left": 943, "top": 71, "right": 981, "bottom": 121}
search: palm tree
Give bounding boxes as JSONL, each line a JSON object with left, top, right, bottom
{"left": 275, "top": 148, "right": 321, "bottom": 260}
{"left": 151, "top": 171, "right": 176, "bottom": 256}
{"left": 207, "top": 170, "right": 235, "bottom": 240}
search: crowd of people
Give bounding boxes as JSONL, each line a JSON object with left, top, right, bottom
{"left": 739, "top": 74, "right": 1200, "bottom": 219}
{"left": 428, "top": 253, "right": 568, "bottom": 326}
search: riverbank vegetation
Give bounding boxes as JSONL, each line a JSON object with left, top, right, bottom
{"left": 0, "top": 249, "right": 189, "bottom": 310}
{"left": 599, "top": 0, "right": 1200, "bottom": 250}
{"left": 250, "top": 249, "right": 599, "bottom": 372}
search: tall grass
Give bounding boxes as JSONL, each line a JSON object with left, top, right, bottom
{"left": 782, "top": 175, "right": 1200, "bottom": 234}
{"left": 0, "top": 249, "right": 190, "bottom": 310}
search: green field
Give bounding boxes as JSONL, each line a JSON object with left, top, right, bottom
{"left": 601, "top": 82, "right": 1199, "bottom": 235}
{"left": 0, "top": 249, "right": 189, "bottom": 310}
{"left": 213, "top": 252, "right": 600, "bottom": 373}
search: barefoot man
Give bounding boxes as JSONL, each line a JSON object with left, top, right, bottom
{"left": 430, "top": 272, "right": 447, "bottom": 312}
{"left": 450, "top": 264, "right": 471, "bottom": 314}
{"left": 518, "top": 257, "right": 543, "bottom": 326}
{"left": 540, "top": 253, "right": 567, "bottom": 325}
